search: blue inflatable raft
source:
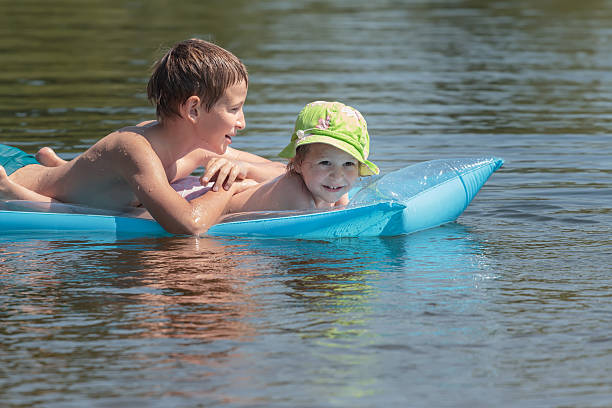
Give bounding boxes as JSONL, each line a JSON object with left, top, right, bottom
{"left": 0, "top": 157, "right": 503, "bottom": 239}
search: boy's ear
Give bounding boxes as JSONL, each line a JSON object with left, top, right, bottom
{"left": 181, "top": 96, "right": 202, "bottom": 123}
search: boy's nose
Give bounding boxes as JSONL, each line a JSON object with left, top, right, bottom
{"left": 236, "top": 112, "right": 246, "bottom": 130}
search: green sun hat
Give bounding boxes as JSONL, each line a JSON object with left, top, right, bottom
{"left": 278, "top": 101, "right": 379, "bottom": 176}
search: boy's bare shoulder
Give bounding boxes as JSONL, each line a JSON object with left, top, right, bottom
{"left": 114, "top": 121, "right": 156, "bottom": 141}
{"left": 103, "top": 123, "right": 155, "bottom": 153}
{"left": 91, "top": 124, "right": 161, "bottom": 171}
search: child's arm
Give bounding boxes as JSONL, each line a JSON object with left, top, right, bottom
{"left": 334, "top": 194, "right": 350, "bottom": 207}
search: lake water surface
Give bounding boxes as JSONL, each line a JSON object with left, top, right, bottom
{"left": 1, "top": 1, "right": 611, "bottom": 407}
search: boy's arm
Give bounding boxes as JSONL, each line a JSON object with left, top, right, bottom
{"left": 176, "top": 147, "right": 285, "bottom": 184}
{"left": 120, "top": 139, "right": 243, "bottom": 235}
{"left": 225, "top": 146, "right": 276, "bottom": 163}
{"left": 229, "top": 148, "right": 287, "bottom": 181}
{"left": 130, "top": 167, "right": 239, "bottom": 235}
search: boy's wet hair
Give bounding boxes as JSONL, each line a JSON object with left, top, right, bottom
{"left": 147, "top": 38, "right": 248, "bottom": 120}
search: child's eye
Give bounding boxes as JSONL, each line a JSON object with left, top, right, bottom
{"left": 344, "top": 161, "right": 356, "bottom": 167}
{"left": 318, "top": 160, "right": 331, "bottom": 166}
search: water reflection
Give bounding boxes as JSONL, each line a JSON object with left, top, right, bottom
{"left": 1, "top": 222, "right": 492, "bottom": 347}
{"left": 1, "top": 224, "right": 491, "bottom": 340}
{"left": 215, "top": 225, "right": 494, "bottom": 402}
{"left": 129, "top": 237, "right": 259, "bottom": 342}
{"left": 227, "top": 223, "right": 493, "bottom": 339}
{"left": 1, "top": 236, "right": 258, "bottom": 341}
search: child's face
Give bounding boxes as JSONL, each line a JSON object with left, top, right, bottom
{"left": 296, "top": 143, "right": 359, "bottom": 206}
{"left": 198, "top": 81, "right": 247, "bottom": 154}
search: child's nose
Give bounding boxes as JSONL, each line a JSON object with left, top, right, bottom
{"left": 236, "top": 112, "right": 246, "bottom": 129}
{"left": 330, "top": 167, "right": 343, "bottom": 179}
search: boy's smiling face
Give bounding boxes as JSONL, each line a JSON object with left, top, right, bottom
{"left": 197, "top": 80, "right": 247, "bottom": 154}
{"left": 296, "top": 143, "right": 359, "bottom": 207}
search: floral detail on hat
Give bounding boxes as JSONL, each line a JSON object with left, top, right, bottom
{"left": 296, "top": 129, "right": 306, "bottom": 139}
{"left": 341, "top": 106, "right": 357, "bottom": 118}
{"left": 341, "top": 106, "right": 365, "bottom": 124}
{"left": 316, "top": 115, "right": 331, "bottom": 130}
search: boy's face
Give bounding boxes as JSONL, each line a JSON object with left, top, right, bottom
{"left": 197, "top": 81, "right": 247, "bottom": 154}
{"left": 296, "top": 143, "right": 359, "bottom": 207}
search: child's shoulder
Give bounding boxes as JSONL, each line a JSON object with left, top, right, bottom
{"left": 274, "top": 173, "right": 313, "bottom": 209}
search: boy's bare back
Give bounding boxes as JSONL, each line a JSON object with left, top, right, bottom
{"left": 11, "top": 123, "right": 167, "bottom": 210}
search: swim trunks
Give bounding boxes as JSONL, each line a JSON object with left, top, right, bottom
{"left": 0, "top": 144, "right": 40, "bottom": 175}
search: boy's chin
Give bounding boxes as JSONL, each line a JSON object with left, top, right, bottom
{"left": 219, "top": 139, "right": 232, "bottom": 154}
{"left": 205, "top": 144, "right": 227, "bottom": 155}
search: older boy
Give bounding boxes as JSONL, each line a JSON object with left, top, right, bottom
{"left": 1, "top": 39, "right": 284, "bottom": 235}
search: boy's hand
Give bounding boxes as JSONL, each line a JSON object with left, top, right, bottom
{"left": 200, "top": 157, "right": 248, "bottom": 192}
{"left": 231, "top": 178, "right": 259, "bottom": 194}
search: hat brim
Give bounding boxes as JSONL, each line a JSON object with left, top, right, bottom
{"left": 278, "top": 135, "right": 379, "bottom": 176}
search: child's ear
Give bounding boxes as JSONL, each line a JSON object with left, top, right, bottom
{"left": 181, "top": 96, "right": 202, "bottom": 123}
{"left": 291, "top": 159, "right": 302, "bottom": 174}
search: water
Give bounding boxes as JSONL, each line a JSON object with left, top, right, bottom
{"left": 1, "top": 0, "right": 611, "bottom": 406}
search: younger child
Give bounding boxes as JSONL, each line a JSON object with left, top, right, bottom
{"left": 226, "top": 100, "right": 379, "bottom": 213}
{"left": 0, "top": 38, "right": 284, "bottom": 235}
